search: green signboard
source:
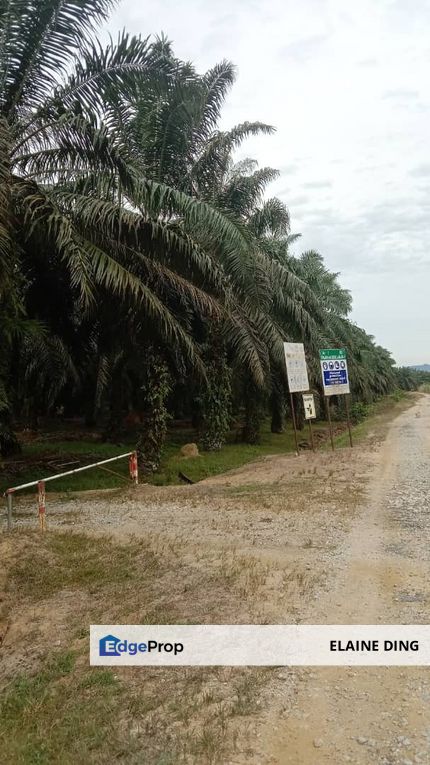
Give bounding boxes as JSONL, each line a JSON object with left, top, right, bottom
{"left": 319, "top": 348, "right": 350, "bottom": 395}
{"left": 319, "top": 348, "right": 347, "bottom": 360}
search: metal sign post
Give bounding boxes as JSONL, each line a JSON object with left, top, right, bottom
{"left": 308, "top": 420, "right": 315, "bottom": 452}
{"left": 325, "top": 397, "right": 335, "bottom": 452}
{"left": 345, "top": 395, "right": 353, "bottom": 448}
{"left": 302, "top": 393, "right": 316, "bottom": 452}
{"left": 283, "top": 343, "right": 310, "bottom": 456}
{"left": 289, "top": 392, "right": 300, "bottom": 455}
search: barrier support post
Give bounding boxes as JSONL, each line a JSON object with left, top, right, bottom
{"left": 38, "top": 480, "right": 46, "bottom": 532}
{"left": 134, "top": 451, "right": 139, "bottom": 485}
{"left": 129, "top": 451, "right": 139, "bottom": 485}
{"left": 6, "top": 492, "right": 13, "bottom": 531}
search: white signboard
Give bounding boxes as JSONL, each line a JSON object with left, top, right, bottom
{"left": 283, "top": 342, "right": 309, "bottom": 393}
{"left": 302, "top": 393, "right": 316, "bottom": 419}
{"left": 320, "top": 348, "right": 350, "bottom": 396}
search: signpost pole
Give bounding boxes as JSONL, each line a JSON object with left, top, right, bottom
{"left": 289, "top": 392, "right": 300, "bottom": 455}
{"left": 308, "top": 420, "right": 315, "bottom": 452}
{"left": 325, "top": 396, "right": 335, "bottom": 451}
{"left": 345, "top": 395, "right": 353, "bottom": 448}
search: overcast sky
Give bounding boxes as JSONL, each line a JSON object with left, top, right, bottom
{"left": 107, "top": 0, "right": 430, "bottom": 365}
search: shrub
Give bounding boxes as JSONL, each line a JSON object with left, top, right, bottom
{"left": 349, "top": 401, "right": 369, "bottom": 424}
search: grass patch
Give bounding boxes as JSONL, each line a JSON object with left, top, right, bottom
{"left": 1, "top": 421, "right": 313, "bottom": 494}
{"left": 22, "top": 440, "right": 132, "bottom": 458}
{"left": 149, "top": 420, "right": 326, "bottom": 486}
{"left": 0, "top": 651, "right": 125, "bottom": 765}
{"left": 8, "top": 532, "right": 152, "bottom": 601}
{"left": 0, "top": 530, "right": 269, "bottom": 764}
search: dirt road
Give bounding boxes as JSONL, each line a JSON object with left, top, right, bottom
{"left": 3, "top": 394, "right": 429, "bottom": 764}
{"left": 254, "top": 394, "right": 430, "bottom": 765}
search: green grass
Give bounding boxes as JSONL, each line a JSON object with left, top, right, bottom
{"left": 0, "top": 393, "right": 413, "bottom": 496}
{"left": 0, "top": 532, "right": 180, "bottom": 762}
{"left": 150, "top": 421, "right": 304, "bottom": 485}
{"left": 0, "top": 650, "right": 125, "bottom": 765}
{"left": 8, "top": 532, "right": 152, "bottom": 600}
{"left": 22, "top": 440, "right": 133, "bottom": 458}
{"left": 329, "top": 391, "right": 412, "bottom": 449}
{"left": 0, "top": 647, "right": 263, "bottom": 765}
{"left": 139, "top": 393, "right": 414, "bottom": 484}
{"left": 0, "top": 531, "right": 268, "bottom": 764}
{"left": 0, "top": 422, "right": 314, "bottom": 494}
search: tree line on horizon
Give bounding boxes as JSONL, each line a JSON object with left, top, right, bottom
{"left": 0, "top": 0, "right": 427, "bottom": 467}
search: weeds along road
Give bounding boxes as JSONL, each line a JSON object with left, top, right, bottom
{"left": 1, "top": 393, "right": 429, "bottom": 764}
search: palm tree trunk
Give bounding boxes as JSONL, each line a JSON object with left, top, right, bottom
{"left": 270, "top": 372, "right": 285, "bottom": 433}
{"left": 137, "top": 350, "right": 171, "bottom": 474}
{"left": 0, "top": 412, "right": 20, "bottom": 458}
{"left": 242, "top": 381, "right": 264, "bottom": 444}
{"left": 104, "top": 378, "right": 123, "bottom": 442}
{"left": 200, "top": 325, "right": 232, "bottom": 451}
{"left": 293, "top": 392, "right": 305, "bottom": 430}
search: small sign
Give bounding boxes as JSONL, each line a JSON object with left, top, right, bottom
{"left": 283, "top": 342, "right": 310, "bottom": 393}
{"left": 303, "top": 393, "right": 316, "bottom": 419}
{"left": 319, "top": 348, "right": 350, "bottom": 396}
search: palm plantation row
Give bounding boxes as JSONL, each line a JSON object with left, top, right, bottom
{"left": 0, "top": 0, "right": 420, "bottom": 468}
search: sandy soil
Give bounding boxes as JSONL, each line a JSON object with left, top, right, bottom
{"left": 2, "top": 394, "right": 429, "bottom": 764}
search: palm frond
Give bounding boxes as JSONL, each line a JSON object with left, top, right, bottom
{"left": 221, "top": 166, "right": 280, "bottom": 218}
{"left": 2, "top": 0, "right": 116, "bottom": 113}
{"left": 23, "top": 331, "right": 79, "bottom": 406}
{"left": 249, "top": 197, "right": 290, "bottom": 237}
{"left": 0, "top": 116, "right": 12, "bottom": 276}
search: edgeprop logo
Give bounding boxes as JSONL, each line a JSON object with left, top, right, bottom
{"left": 99, "top": 634, "right": 184, "bottom": 657}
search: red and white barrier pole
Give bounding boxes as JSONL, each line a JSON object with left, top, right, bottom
{"left": 38, "top": 480, "right": 46, "bottom": 532}
{"left": 4, "top": 450, "right": 138, "bottom": 530}
{"left": 129, "top": 451, "right": 139, "bottom": 485}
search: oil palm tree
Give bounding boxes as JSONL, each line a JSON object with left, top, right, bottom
{"left": 0, "top": 1, "right": 262, "bottom": 450}
{"left": 97, "top": 52, "right": 317, "bottom": 450}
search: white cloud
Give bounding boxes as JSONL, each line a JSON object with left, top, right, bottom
{"left": 106, "top": 0, "right": 430, "bottom": 364}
